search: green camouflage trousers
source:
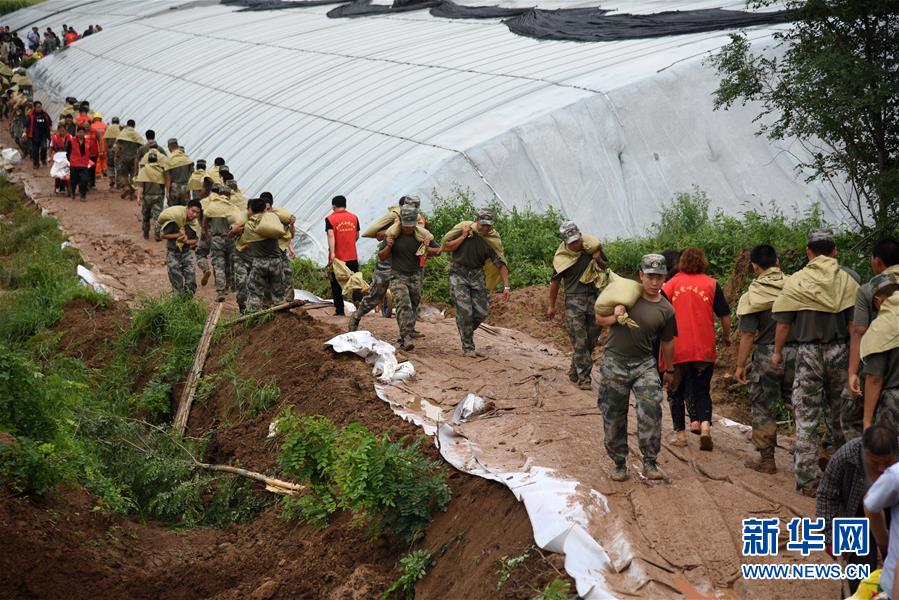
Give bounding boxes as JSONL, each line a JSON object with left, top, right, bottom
{"left": 355, "top": 270, "right": 390, "bottom": 320}
{"left": 278, "top": 251, "right": 293, "bottom": 304}
{"left": 874, "top": 388, "right": 899, "bottom": 433}
{"left": 564, "top": 292, "right": 599, "bottom": 386}
{"left": 792, "top": 341, "right": 849, "bottom": 489}
{"left": 166, "top": 249, "right": 196, "bottom": 297}
{"left": 598, "top": 353, "right": 663, "bottom": 467}
{"left": 450, "top": 265, "right": 489, "bottom": 352}
{"left": 247, "top": 255, "right": 283, "bottom": 312}
{"left": 839, "top": 371, "right": 864, "bottom": 443}
{"left": 210, "top": 234, "right": 235, "bottom": 294}
{"left": 233, "top": 251, "right": 251, "bottom": 313}
{"left": 107, "top": 148, "right": 116, "bottom": 184}
{"left": 195, "top": 234, "right": 211, "bottom": 275}
{"left": 168, "top": 182, "right": 189, "bottom": 206}
{"left": 116, "top": 153, "right": 136, "bottom": 190}
{"left": 749, "top": 344, "right": 796, "bottom": 452}
{"left": 389, "top": 270, "right": 421, "bottom": 342}
{"left": 141, "top": 194, "right": 163, "bottom": 237}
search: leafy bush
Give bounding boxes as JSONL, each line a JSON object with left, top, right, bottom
{"left": 603, "top": 189, "right": 874, "bottom": 281}
{"left": 382, "top": 549, "right": 434, "bottom": 599}
{"left": 0, "top": 178, "right": 269, "bottom": 528}
{"left": 277, "top": 412, "right": 451, "bottom": 543}
{"left": 291, "top": 257, "right": 331, "bottom": 298}
{"left": 535, "top": 578, "right": 574, "bottom": 600}
{"left": 0, "top": 0, "right": 43, "bottom": 16}
{"left": 111, "top": 296, "right": 206, "bottom": 417}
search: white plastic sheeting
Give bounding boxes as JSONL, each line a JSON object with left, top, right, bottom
{"left": 10, "top": 0, "right": 846, "bottom": 263}
{"left": 325, "top": 331, "right": 616, "bottom": 599}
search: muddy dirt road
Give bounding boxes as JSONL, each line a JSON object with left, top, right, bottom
{"left": 3, "top": 132, "right": 839, "bottom": 598}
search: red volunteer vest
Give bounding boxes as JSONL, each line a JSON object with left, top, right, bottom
{"left": 67, "top": 137, "right": 91, "bottom": 168}
{"left": 662, "top": 272, "right": 719, "bottom": 365}
{"left": 326, "top": 209, "right": 359, "bottom": 261}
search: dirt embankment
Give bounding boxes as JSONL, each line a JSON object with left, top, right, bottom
{"left": 1, "top": 301, "right": 568, "bottom": 599}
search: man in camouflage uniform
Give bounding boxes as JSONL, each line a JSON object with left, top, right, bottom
{"left": 158, "top": 200, "right": 202, "bottom": 297}
{"left": 204, "top": 183, "right": 236, "bottom": 302}
{"left": 596, "top": 254, "right": 677, "bottom": 482}
{"left": 772, "top": 229, "right": 860, "bottom": 496}
{"left": 734, "top": 245, "right": 796, "bottom": 474}
{"left": 114, "top": 119, "right": 142, "bottom": 199}
{"left": 547, "top": 221, "right": 605, "bottom": 390}
{"left": 845, "top": 238, "right": 899, "bottom": 442}
{"left": 259, "top": 193, "right": 295, "bottom": 304}
{"left": 103, "top": 116, "right": 120, "bottom": 188}
{"left": 135, "top": 152, "right": 164, "bottom": 241}
{"left": 244, "top": 197, "right": 284, "bottom": 312}
{"left": 379, "top": 205, "right": 440, "bottom": 351}
{"left": 164, "top": 138, "right": 193, "bottom": 207}
{"left": 862, "top": 274, "right": 899, "bottom": 432}
{"left": 443, "top": 208, "right": 510, "bottom": 357}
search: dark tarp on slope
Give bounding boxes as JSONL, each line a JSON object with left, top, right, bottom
{"left": 221, "top": 1, "right": 794, "bottom": 39}
{"left": 221, "top": 0, "right": 346, "bottom": 9}
{"left": 504, "top": 8, "right": 794, "bottom": 42}
{"left": 327, "top": 0, "right": 439, "bottom": 17}
{"left": 429, "top": 1, "right": 527, "bottom": 19}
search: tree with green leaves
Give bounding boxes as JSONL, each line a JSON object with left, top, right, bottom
{"left": 710, "top": 0, "right": 898, "bottom": 232}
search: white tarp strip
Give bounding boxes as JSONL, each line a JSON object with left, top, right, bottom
{"left": 325, "top": 331, "right": 616, "bottom": 599}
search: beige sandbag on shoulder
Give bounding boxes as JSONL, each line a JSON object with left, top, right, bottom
{"left": 595, "top": 271, "right": 642, "bottom": 328}
{"left": 254, "top": 212, "right": 286, "bottom": 239}
{"left": 361, "top": 206, "right": 400, "bottom": 238}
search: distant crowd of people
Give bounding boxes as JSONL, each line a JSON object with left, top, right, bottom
{"left": 0, "top": 22, "right": 102, "bottom": 65}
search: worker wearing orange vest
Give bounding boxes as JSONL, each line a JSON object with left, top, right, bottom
{"left": 90, "top": 113, "right": 108, "bottom": 177}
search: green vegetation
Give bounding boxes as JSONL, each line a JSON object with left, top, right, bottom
{"left": 0, "top": 177, "right": 270, "bottom": 527}
{"left": 496, "top": 548, "right": 532, "bottom": 591}
{"left": 534, "top": 578, "right": 574, "bottom": 600}
{"left": 0, "top": 0, "right": 43, "bottom": 16}
{"left": 291, "top": 256, "right": 331, "bottom": 299}
{"left": 382, "top": 549, "right": 434, "bottom": 599}
{"left": 710, "top": 1, "right": 898, "bottom": 232}
{"left": 602, "top": 189, "right": 872, "bottom": 281}
{"left": 276, "top": 411, "right": 451, "bottom": 544}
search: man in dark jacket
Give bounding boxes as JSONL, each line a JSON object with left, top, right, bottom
{"left": 27, "top": 100, "right": 52, "bottom": 168}
{"left": 817, "top": 424, "right": 897, "bottom": 595}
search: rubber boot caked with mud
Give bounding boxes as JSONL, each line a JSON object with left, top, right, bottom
{"left": 643, "top": 460, "right": 665, "bottom": 481}
{"left": 577, "top": 381, "right": 592, "bottom": 391}
{"left": 463, "top": 349, "right": 484, "bottom": 358}
{"left": 745, "top": 448, "right": 777, "bottom": 474}
{"left": 699, "top": 421, "right": 713, "bottom": 451}
{"left": 347, "top": 314, "right": 360, "bottom": 332}
{"left": 399, "top": 338, "right": 415, "bottom": 352}
{"left": 611, "top": 464, "right": 628, "bottom": 482}
{"left": 409, "top": 330, "right": 424, "bottom": 339}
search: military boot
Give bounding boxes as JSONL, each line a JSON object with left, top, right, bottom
{"left": 745, "top": 448, "right": 777, "bottom": 474}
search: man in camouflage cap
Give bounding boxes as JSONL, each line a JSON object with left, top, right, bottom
{"left": 596, "top": 254, "right": 677, "bottom": 482}
{"left": 443, "top": 207, "right": 510, "bottom": 357}
{"left": 862, "top": 273, "right": 899, "bottom": 431}
{"left": 547, "top": 220, "right": 606, "bottom": 390}
{"left": 772, "top": 228, "right": 860, "bottom": 496}
{"left": 379, "top": 205, "right": 440, "bottom": 350}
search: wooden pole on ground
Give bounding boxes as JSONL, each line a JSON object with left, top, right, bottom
{"left": 221, "top": 299, "right": 307, "bottom": 328}
{"left": 195, "top": 462, "right": 306, "bottom": 495}
{"left": 173, "top": 301, "right": 223, "bottom": 436}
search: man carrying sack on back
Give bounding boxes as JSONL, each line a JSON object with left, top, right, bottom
{"left": 547, "top": 220, "right": 608, "bottom": 390}
{"left": 734, "top": 244, "right": 796, "bottom": 474}
{"left": 861, "top": 273, "right": 899, "bottom": 432}
{"left": 772, "top": 229, "right": 860, "bottom": 496}
{"left": 158, "top": 200, "right": 202, "bottom": 297}
{"left": 441, "top": 208, "right": 510, "bottom": 358}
